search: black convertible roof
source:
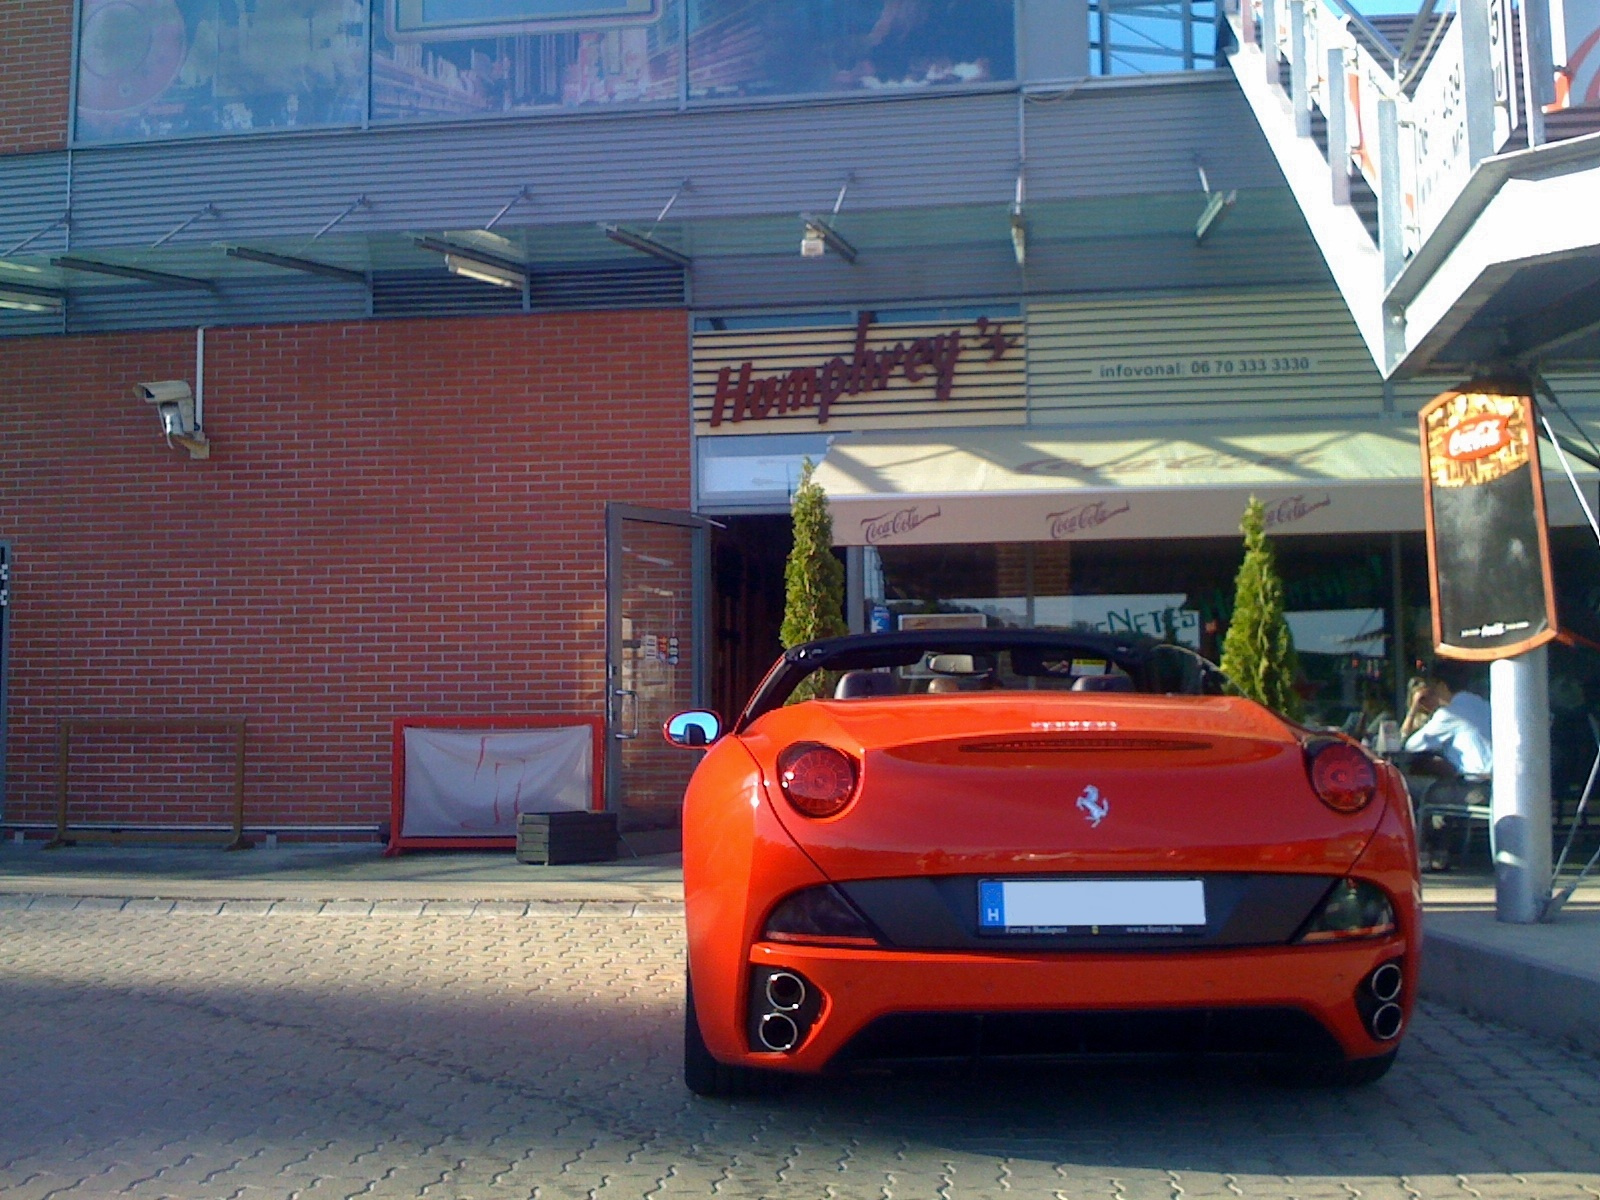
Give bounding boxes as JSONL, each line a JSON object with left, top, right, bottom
{"left": 736, "top": 627, "right": 1226, "bottom": 729}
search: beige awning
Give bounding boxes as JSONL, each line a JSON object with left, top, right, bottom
{"left": 816, "top": 422, "right": 1598, "bottom": 546}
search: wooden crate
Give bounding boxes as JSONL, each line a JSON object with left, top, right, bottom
{"left": 516, "top": 811, "right": 618, "bottom": 865}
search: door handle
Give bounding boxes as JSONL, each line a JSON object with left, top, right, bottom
{"left": 612, "top": 688, "right": 639, "bottom": 740}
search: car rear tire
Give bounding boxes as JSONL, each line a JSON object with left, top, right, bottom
{"left": 1264, "top": 1050, "right": 1397, "bottom": 1088}
{"left": 684, "top": 972, "right": 770, "bottom": 1098}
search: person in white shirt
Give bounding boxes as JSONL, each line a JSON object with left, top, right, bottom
{"left": 1402, "top": 676, "right": 1493, "bottom": 778}
{"left": 1401, "top": 673, "right": 1493, "bottom": 869}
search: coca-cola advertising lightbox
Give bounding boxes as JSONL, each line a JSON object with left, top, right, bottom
{"left": 1418, "top": 383, "right": 1559, "bottom": 660}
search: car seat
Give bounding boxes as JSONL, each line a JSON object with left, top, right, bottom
{"left": 834, "top": 670, "right": 897, "bottom": 699}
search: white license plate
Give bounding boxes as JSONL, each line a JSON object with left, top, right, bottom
{"left": 977, "top": 878, "right": 1207, "bottom": 934}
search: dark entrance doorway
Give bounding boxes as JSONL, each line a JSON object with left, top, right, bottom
{"left": 710, "top": 516, "right": 791, "bottom": 722}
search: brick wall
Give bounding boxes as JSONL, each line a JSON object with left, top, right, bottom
{"left": 0, "top": 311, "right": 691, "bottom": 831}
{"left": 0, "top": 0, "right": 73, "bottom": 153}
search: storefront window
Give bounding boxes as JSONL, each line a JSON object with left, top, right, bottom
{"left": 871, "top": 535, "right": 1418, "bottom": 733}
{"left": 75, "top": 0, "right": 368, "bottom": 143}
{"left": 371, "top": 0, "right": 683, "bottom": 120}
{"left": 687, "top": 0, "right": 1015, "bottom": 101}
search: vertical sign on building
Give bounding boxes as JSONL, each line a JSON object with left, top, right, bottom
{"left": 1418, "top": 382, "right": 1559, "bottom": 659}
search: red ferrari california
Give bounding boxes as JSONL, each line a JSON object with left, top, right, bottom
{"left": 666, "top": 629, "right": 1419, "bottom": 1096}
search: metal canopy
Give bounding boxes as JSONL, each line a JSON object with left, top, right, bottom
{"left": 0, "top": 187, "right": 1312, "bottom": 317}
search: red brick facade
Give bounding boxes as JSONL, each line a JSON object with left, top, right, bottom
{"left": 0, "top": 311, "right": 691, "bottom": 831}
{"left": 0, "top": 0, "right": 72, "bottom": 154}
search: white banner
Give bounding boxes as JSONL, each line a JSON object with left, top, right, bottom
{"left": 401, "top": 725, "right": 594, "bottom": 838}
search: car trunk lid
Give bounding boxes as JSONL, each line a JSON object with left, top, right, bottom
{"left": 742, "top": 694, "right": 1382, "bottom": 879}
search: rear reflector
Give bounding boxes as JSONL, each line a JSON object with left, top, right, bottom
{"left": 1297, "top": 878, "right": 1396, "bottom": 943}
{"left": 765, "top": 884, "right": 879, "bottom": 945}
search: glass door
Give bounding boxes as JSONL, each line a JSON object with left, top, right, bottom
{"left": 605, "top": 505, "right": 708, "bottom": 840}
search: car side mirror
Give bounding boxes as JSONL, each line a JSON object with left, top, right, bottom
{"left": 664, "top": 710, "right": 722, "bottom": 748}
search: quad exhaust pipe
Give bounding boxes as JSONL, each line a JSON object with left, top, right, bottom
{"left": 765, "top": 971, "right": 806, "bottom": 1012}
{"left": 758, "top": 1011, "right": 801, "bottom": 1051}
{"left": 750, "top": 968, "right": 818, "bottom": 1054}
{"left": 1362, "top": 961, "right": 1405, "bottom": 1041}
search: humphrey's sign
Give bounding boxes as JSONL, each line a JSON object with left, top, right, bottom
{"left": 697, "top": 314, "right": 1024, "bottom": 431}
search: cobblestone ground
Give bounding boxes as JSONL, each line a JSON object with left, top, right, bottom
{"left": 2, "top": 898, "right": 1599, "bottom": 1200}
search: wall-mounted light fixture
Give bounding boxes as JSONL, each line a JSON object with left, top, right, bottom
{"left": 413, "top": 236, "right": 529, "bottom": 290}
{"left": 0, "top": 284, "right": 65, "bottom": 313}
{"left": 799, "top": 215, "right": 857, "bottom": 263}
{"left": 800, "top": 175, "right": 858, "bottom": 263}
{"left": 136, "top": 380, "right": 210, "bottom": 459}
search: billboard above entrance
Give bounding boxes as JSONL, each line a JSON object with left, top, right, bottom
{"left": 693, "top": 313, "right": 1026, "bottom": 435}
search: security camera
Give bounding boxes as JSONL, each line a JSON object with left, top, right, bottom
{"left": 134, "top": 380, "right": 209, "bottom": 458}
{"left": 135, "top": 380, "right": 193, "bottom": 405}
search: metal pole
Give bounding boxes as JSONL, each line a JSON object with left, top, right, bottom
{"left": 846, "top": 546, "right": 865, "bottom": 635}
{"left": 1389, "top": 533, "right": 1407, "bottom": 718}
{"left": 1328, "top": 48, "right": 1351, "bottom": 204}
{"left": 1459, "top": 0, "right": 1499, "bottom": 166}
{"left": 1291, "top": 1, "right": 1311, "bottom": 136}
{"left": 1261, "top": 0, "right": 1280, "bottom": 84}
{"left": 1519, "top": 0, "right": 1554, "bottom": 146}
{"left": 1490, "top": 646, "right": 1553, "bottom": 923}
{"left": 1377, "top": 98, "right": 1406, "bottom": 285}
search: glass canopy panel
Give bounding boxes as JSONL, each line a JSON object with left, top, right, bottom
{"left": 371, "top": 0, "right": 683, "bottom": 119}
{"left": 686, "top": 0, "right": 1015, "bottom": 101}
{"left": 74, "top": 0, "right": 368, "bottom": 143}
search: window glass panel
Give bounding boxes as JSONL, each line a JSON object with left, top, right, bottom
{"left": 876, "top": 534, "right": 1414, "bottom": 733}
{"left": 372, "top": 0, "right": 682, "bottom": 119}
{"left": 687, "top": 0, "right": 1015, "bottom": 102}
{"left": 75, "top": 0, "right": 368, "bottom": 143}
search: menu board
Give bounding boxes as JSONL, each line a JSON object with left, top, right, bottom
{"left": 1419, "top": 384, "right": 1560, "bottom": 660}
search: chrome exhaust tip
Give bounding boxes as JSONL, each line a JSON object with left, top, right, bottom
{"left": 1369, "top": 963, "right": 1403, "bottom": 1003}
{"left": 758, "top": 1011, "right": 801, "bottom": 1052}
{"left": 765, "top": 971, "right": 807, "bottom": 1012}
{"left": 1370, "top": 1002, "right": 1404, "bottom": 1041}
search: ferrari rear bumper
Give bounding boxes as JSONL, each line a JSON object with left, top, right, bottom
{"left": 739, "top": 937, "right": 1414, "bottom": 1072}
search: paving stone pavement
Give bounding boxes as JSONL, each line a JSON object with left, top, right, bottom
{"left": 2, "top": 901, "right": 1599, "bottom": 1200}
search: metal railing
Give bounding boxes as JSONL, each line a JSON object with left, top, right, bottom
{"left": 1239, "top": 0, "right": 1550, "bottom": 279}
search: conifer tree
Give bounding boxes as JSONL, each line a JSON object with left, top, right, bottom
{"left": 1220, "top": 497, "right": 1304, "bottom": 721}
{"left": 780, "top": 459, "right": 848, "bottom": 702}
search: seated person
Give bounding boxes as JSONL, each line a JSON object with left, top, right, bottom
{"left": 926, "top": 676, "right": 962, "bottom": 694}
{"left": 1402, "top": 673, "right": 1492, "bottom": 778}
{"left": 1402, "top": 671, "right": 1492, "bottom": 869}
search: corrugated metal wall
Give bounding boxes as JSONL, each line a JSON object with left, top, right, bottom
{"left": 4, "top": 78, "right": 1278, "bottom": 251}
{"left": 0, "top": 154, "right": 69, "bottom": 258}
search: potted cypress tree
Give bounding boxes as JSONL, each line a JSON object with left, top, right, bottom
{"left": 1220, "top": 497, "right": 1304, "bottom": 721}
{"left": 780, "top": 459, "right": 848, "bottom": 702}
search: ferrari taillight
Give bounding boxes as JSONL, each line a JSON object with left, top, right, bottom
{"left": 1305, "top": 739, "right": 1378, "bottom": 813}
{"left": 776, "top": 742, "right": 858, "bottom": 818}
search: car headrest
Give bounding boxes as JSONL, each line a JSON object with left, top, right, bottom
{"left": 834, "top": 670, "right": 897, "bottom": 699}
{"left": 1071, "top": 673, "right": 1133, "bottom": 692}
